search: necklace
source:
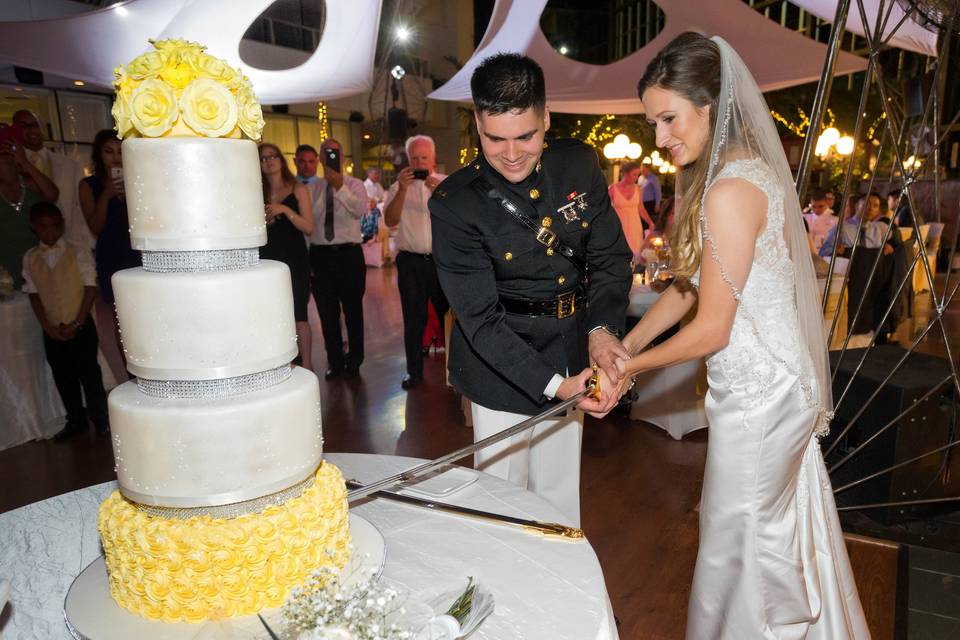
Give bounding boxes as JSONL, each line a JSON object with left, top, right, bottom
{"left": 0, "top": 175, "right": 26, "bottom": 214}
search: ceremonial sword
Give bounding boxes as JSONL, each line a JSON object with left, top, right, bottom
{"left": 346, "top": 377, "right": 599, "bottom": 504}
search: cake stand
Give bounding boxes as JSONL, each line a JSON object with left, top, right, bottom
{"left": 63, "top": 513, "right": 385, "bottom": 640}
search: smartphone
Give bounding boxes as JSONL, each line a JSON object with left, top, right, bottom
{"left": 412, "top": 169, "right": 429, "bottom": 180}
{"left": 324, "top": 147, "right": 341, "bottom": 173}
{"left": 0, "top": 123, "right": 25, "bottom": 148}
{"left": 110, "top": 166, "right": 123, "bottom": 180}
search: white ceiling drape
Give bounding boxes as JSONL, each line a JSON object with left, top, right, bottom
{"left": 791, "top": 0, "right": 937, "bottom": 56}
{"left": 429, "top": 0, "right": 935, "bottom": 114}
{"left": 0, "top": 0, "right": 383, "bottom": 104}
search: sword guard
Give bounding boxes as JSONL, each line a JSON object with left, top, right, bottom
{"left": 523, "top": 523, "right": 585, "bottom": 540}
{"left": 587, "top": 364, "right": 602, "bottom": 400}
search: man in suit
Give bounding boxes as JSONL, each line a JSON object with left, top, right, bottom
{"left": 12, "top": 110, "right": 89, "bottom": 250}
{"left": 429, "top": 53, "right": 632, "bottom": 525}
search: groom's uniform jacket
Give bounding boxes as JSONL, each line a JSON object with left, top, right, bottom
{"left": 428, "top": 138, "right": 632, "bottom": 415}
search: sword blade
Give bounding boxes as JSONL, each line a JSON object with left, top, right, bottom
{"left": 347, "top": 389, "right": 589, "bottom": 502}
{"left": 345, "top": 480, "right": 584, "bottom": 539}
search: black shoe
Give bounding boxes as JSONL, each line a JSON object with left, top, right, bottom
{"left": 342, "top": 365, "right": 360, "bottom": 380}
{"left": 54, "top": 422, "right": 87, "bottom": 441}
{"left": 401, "top": 374, "right": 422, "bottom": 390}
{"left": 324, "top": 367, "right": 343, "bottom": 380}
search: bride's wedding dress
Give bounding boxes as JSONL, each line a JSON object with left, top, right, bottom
{"left": 686, "top": 157, "right": 870, "bottom": 640}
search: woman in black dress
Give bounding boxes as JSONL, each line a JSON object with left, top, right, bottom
{"left": 79, "top": 129, "right": 141, "bottom": 366}
{"left": 258, "top": 143, "right": 315, "bottom": 370}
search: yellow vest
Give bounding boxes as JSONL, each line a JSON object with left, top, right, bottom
{"left": 26, "top": 244, "right": 84, "bottom": 325}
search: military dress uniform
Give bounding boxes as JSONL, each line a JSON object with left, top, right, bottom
{"left": 428, "top": 138, "right": 632, "bottom": 524}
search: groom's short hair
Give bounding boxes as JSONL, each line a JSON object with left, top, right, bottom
{"left": 470, "top": 53, "right": 546, "bottom": 116}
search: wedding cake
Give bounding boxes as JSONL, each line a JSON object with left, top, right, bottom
{"left": 96, "top": 39, "right": 351, "bottom": 623}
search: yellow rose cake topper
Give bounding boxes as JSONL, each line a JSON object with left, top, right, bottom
{"left": 112, "top": 38, "right": 265, "bottom": 141}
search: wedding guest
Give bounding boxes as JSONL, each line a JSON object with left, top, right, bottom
{"left": 824, "top": 186, "right": 836, "bottom": 212}
{"left": 383, "top": 135, "right": 449, "bottom": 390}
{"left": 639, "top": 160, "right": 661, "bottom": 223}
{"left": 308, "top": 138, "right": 369, "bottom": 379}
{"left": 0, "top": 147, "right": 49, "bottom": 288}
{"left": 259, "top": 143, "right": 315, "bottom": 371}
{"left": 12, "top": 110, "right": 91, "bottom": 250}
{"left": 609, "top": 162, "right": 655, "bottom": 263}
{"left": 429, "top": 53, "right": 631, "bottom": 525}
{"left": 888, "top": 188, "right": 921, "bottom": 228}
{"left": 363, "top": 167, "right": 385, "bottom": 203}
{"left": 22, "top": 201, "right": 108, "bottom": 440}
{"left": 802, "top": 188, "right": 836, "bottom": 252}
{"left": 294, "top": 144, "right": 320, "bottom": 187}
{"left": 608, "top": 32, "right": 867, "bottom": 637}
{"left": 79, "top": 129, "right": 140, "bottom": 361}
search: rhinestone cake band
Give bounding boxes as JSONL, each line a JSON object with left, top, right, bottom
{"left": 141, "top": 248, "right": 260, "bottom": 273}
{"left": 134, "top": 471, "right": 317, "bottom": 520}
{"left": 136, "top": 364, "right": 293, "bottom": 399}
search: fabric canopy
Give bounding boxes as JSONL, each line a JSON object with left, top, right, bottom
{"left": 0, "top": 0, "right": 382, "bottom": 104}
{"left": 429, "top": 0, "right": 928, "bottom": 114}
{"left": 792, "top": 0, "right": 937, "bottom": 56}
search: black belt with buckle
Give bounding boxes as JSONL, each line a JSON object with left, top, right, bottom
{"left": 500, "top": 290, "right": 585, "bottom": 319}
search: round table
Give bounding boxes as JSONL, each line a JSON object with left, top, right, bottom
{"left": 0, "top": 453, "right": 617, "bottom": 640}
{"left": 626, "top": 283, "right": 708, "bottom": 440}
{"left": 0, "top": 292, "right": 66, "bottom": 450}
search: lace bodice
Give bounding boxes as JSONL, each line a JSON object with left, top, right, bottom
{"left": 691, "top": 159, "right": 817, "bottom": 410}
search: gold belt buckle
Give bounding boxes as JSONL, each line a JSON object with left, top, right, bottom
{"left": 557, "top": 291, "right": 576, "bottom": 319}
{"left": 536, "top": 226, "right": 557, "bottom": 247}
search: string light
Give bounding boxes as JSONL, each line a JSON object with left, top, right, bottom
{"left": 317, "top": 102, "right": 329, "bottom": 141}
{"left": 458, "top": 147, "right": 478, "bottom": 166}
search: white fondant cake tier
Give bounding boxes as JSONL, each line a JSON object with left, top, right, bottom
{"left": 109, "top": 366, "right": 323, "bottom": 507}
{"left": 123, "top": 137, "right": 267, "bottom": 251}
{"left": 113, "top": 261, "right": 298, "bottom": 380}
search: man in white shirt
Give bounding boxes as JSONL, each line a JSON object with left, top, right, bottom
{"left": 308, "top": 139, "right": 369, "bottom": 379}
{"left": 802, "top": 188, "right": 837, "bottom": 252}
{"left": 363, "top": 167, "right": 385, "bottom": 203}
{"left": 12, "top": 110, "right": 90, "bottom": 250}
{"left": 383, "top": 135, "right": 449, "bottom": 389}
{"left": 295, "top": 144, "right": 321, "bottom": 188}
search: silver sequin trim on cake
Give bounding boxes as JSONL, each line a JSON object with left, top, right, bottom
{"left": 137, "top": 364, "right": 292, "bottom": 399}
{"left": 134, "top": 472, "right": 317, "bottom": 519}
{"left": 141, "top": 248, "right": 259, "bottom": 273}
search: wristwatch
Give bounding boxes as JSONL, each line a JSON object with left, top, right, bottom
{"left": 589, "top": 324, "right": 620, "bottom": 338}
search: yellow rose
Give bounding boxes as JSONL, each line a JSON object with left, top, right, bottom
{"left": 151, "top": 38, "right": 205, "bottom": 57}
{"left": 158, "top": 59, "right": 196, "bottom": 90}
{"left": 128, "top": 78, "right": 179, "bottom": 137}
{"left": 125, "top": 50, "right": 166, "bottom": 80}
{"left": 111, "top": 96, "right": 133, "bottom": 139}
{"left": 236, "top": 82, "right": 265, "bottom": 141}
{"left": 192, "top": 53, "right": 240, "bottom": 89}
{"left": 180, "top": 78, "right": 238, "bottom": 137}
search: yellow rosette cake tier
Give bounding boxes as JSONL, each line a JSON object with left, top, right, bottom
{"left": 98, "top": 462, "right": 351, "bottom": 623}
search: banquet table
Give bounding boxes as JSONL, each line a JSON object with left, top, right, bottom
{"left": 0, "top": 452, "right": 618, "bottom": 640}
{"left": 626, "top": 281, "right": 708, "bottom": 440}
{"left": 0, "top": 292, "right": 66, "bottom": 450}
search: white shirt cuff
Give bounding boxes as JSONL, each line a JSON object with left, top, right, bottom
{"left": 543, "top": 374, "right": 565, "bottom": 399}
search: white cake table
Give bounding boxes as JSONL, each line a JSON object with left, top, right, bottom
{"left": 0, "top": 292, "right": 66, "bottom": 450}
{"left": 626, "top": 283, "right": 708, "bottom": 440}
{"left": 0, "top": 453, "right": 617, "bottom": 640}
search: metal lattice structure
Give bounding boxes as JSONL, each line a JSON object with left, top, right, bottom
{"left": 798, "top": 0, "right": 960, "bottom": 521}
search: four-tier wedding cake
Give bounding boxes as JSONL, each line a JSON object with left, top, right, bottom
{"left": 96, "top": 39, "right": 351, "bottom": 623}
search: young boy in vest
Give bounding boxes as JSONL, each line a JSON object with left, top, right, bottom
{"left": 22, "top": 201, "right": 108, "bottom": 440}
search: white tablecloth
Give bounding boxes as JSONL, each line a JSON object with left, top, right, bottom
{"left": 0, "top": 453, "right": 617, "bottom": 640}
{"left": 0, "top": 293, "right": 65, "bottom": 450}
{"left": 626, "top": 283, "right": 708, "bottom": 440}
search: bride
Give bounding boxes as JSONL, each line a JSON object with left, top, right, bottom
{"left": 608, "top": 33, "right": 870, "bottom": 638}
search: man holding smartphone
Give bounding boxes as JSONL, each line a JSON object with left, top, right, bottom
{"left": 383, "top": 135, "right": 449, "bottom": 390}
{"left": 307, "top": 138, "right": 369, "bottom": 379}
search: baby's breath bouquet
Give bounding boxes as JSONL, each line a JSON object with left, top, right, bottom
{"left": 282, "top": 566, "right": 493, "bottom": 640}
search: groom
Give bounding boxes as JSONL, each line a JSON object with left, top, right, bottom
{"left": 428, "top": 53, "right": 632, "bottom": 525}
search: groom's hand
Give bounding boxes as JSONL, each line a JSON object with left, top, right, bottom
{"left": 577, "top": 367, "right": 620, "bottom": 418}
{"left": 589, "top": 328, "right": 629, "bottom": 385}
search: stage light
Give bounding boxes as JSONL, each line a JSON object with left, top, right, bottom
{"left": 821, "top": 127, "right": 840, "bottom": 147}
{"left": 395, "top": 25, "right": 411, "bottom": 42}
{"left": 559, "top": 45, "right": 569, "bottom": 55}
{"left": 626, "top": 142, "right": 642, "bottom": 159}
{"left": 614, "top": 134, "right": 629, "bottom": 147}
{"left": 390, "top": 65, "right": 406, "bottom": 80}
{"left": 73, "top": 80, "right": 85, "bottom": 86}
{"left": 603, "top": 142, "right": 618, "bottom": 160}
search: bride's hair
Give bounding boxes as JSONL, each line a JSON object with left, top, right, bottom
{"left": 637, "top": 32, "right": 720, "bottom": 279}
